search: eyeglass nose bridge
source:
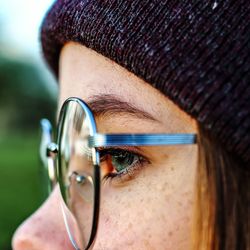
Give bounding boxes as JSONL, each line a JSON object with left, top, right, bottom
{"left": 46, "top": 142, "right": 58, "bottom": 191}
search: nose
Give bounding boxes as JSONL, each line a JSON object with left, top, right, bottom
{"left": 12, "top": 186, "right": 74, "bottom": 250}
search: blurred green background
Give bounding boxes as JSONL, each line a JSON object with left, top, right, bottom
{"left": 0, "top": 1, "right": 56, "bottom": 249}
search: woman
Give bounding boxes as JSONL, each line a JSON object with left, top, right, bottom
{"left": 12, "top": 1, "right": 249, "bottom": 249}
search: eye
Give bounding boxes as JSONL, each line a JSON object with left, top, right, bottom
{"left": 106, "top": 150, "right": 140, "bottom": 172}
{"left": 98, "top": 148, "right": 150, "bottom": 183}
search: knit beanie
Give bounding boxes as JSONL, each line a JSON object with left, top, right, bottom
{"left": 41, "top": 0, "right": 250, "bottom": 165}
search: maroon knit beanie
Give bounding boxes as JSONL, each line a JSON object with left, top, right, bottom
{"left": 41, "top": 0, "right": 250, "bottom": 166}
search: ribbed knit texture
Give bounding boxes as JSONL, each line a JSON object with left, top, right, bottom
{"left": 41, "top": 0, "right": 250, "bottom": 165}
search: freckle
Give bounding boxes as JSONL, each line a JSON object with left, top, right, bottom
{"left": 182, "top": 193, "right": 189, "bottom": 197}
{"left": 60, "top": 239, "right": 66, "bottom": 247}
{"left": 35, "top": 232, "right": 40, "bottom": 237}
{"left": 143, "top": 239, "right": 151, "bottom": 247}
{"left": 128, "top": 240, "right": 134, "bottom": 246}
{"left": 165, "top": 194, "right": 170, "bottom": 201}
{"left": 164, "top": 181, "right": 168, "bottom": 186}
{"left": 178, "top": 201, "right": 182, "bottom": 206}
{"left": 163, "top": 153, "right": 168, "bottom": 158}
{"left": 34, "top": 216, "right": 42, "bottom": 223}
{"left": 51, "top": 229, "right": 56, "bottom": 235}
{"left": 168, "top": 231, "right": 173, "bottom": 237}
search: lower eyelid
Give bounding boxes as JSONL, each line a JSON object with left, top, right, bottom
{"left": 102, "top": 158, "right": 150, "bottom": 186}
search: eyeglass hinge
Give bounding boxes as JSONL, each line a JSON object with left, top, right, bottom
{"left": 46, "top": 142, "right": 58, "bottom": 157}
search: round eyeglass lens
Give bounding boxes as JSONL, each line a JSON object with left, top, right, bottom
{"left": 57, "top": 99, "right": 100, "bottom": 250}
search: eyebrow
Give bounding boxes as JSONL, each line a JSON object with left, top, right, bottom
{"left": 86, "top": 94, "right": 158, "bottom": 122}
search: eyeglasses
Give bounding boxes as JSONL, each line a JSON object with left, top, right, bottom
{"left": 40, "top": 97, "right": 197, "bottom": 250}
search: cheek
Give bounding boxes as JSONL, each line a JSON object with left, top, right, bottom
{"left": 94, "top": 157, "right": 196, "bottom": 250}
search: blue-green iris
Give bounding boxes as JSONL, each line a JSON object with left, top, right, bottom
{"left": 111, "top": 150, "right": 139, "bottom": 172}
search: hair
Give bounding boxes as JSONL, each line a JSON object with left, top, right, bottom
{"left": 194, "top": 123, "right": 249, "bottom": 250}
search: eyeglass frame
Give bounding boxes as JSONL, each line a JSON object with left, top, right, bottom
{"left": 40, "top": 97, "right": 197, "bottom": 250}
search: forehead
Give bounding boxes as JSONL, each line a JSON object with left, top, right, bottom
{"left": 59, "top": 42, "right": 197, "bottom": 134}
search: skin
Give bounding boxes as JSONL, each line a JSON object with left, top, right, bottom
{"left": 12, "top": 42, "right": 198, "bottom": 250}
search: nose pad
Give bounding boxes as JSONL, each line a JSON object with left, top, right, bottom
{"left": 68, "top": 171, "right": 94, "bottom": 203}
{"left": 12, "top": 186, "right": 75, "bottom": 250}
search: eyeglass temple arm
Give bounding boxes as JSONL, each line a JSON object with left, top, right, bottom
{"left": 40, "top": 119, "right": 53, "bottom": 165}
{"left": 40, "top": 119, "right": 58, "bottom": 191}
{"left": 88, "top": 134, "right": 197, "bottom": 147}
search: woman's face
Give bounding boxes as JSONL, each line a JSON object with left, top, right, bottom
{"left": 13, "top": 42, "right": 198, "bottom": 250}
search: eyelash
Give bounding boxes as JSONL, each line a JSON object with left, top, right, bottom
{"left": 98, "top": 147, "right": 150, "bottom": 184}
